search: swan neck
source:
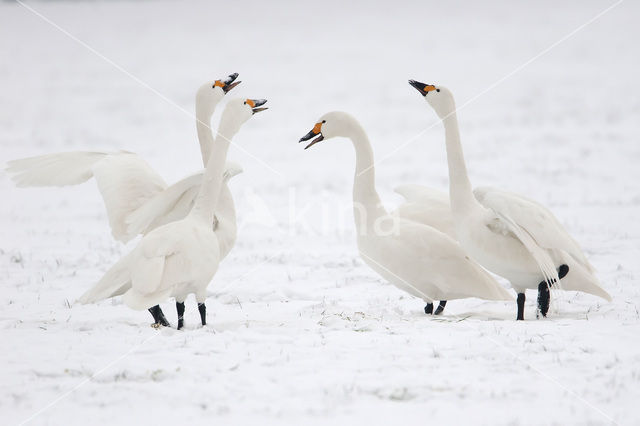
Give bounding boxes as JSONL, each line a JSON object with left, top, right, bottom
{"left": 349, "top": 122, "right": 387, "bottom": 231}
{"left": 196, "top": 94, "right": 221, "bottom": 167}
{"left": 442, "top": 111, "right": 475, "bottom": 211}
{"left": 190, "top": 118, "right": 234, "bottom": 224}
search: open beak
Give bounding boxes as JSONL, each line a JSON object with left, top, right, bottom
{"left": 222, "top": 73, "right": 241, "bottom": 93}
{"left": 246, "top": 98, "right": 268, "bottom": 114}
{"left": 408, "top": 79, "right": 437, "bottom": 96}
{"left": 299, "top": 122, "right": 324, "bottom": 149}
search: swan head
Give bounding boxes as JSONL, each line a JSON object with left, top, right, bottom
{"left": 219, "top": 97, "right": 268, "bottom": 136}
{"left": 408, "top": 80, "right": 455, "bottom": 117}
{"left": 298, "top": 111, "right": 357, "bottom": 149}
{"left": 196, "top": 73, "right": 241, "bottom": 112}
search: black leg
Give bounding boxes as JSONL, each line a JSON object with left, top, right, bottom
{"left": 537, "top": 264, "right": 569, "bottom": 318}
{"left": 198, "top": 302, "right": 206, "bottom": 326}
{"left": 424, "top": 303, "right": 434, "bottom": 315}
{"left": 434, "top": 300, "right": 447, "bottom": 315}
{"left": 148, "top": 305, "right": 170, "bottom": 327}
{"left": 517, "top": 293, "right": 525, "bottom": 321}
{"left": 537, "top": 282, "right": 551, "bottom": 318}
{"left": 176, "top": 302, "right": 185, "bottom": 330}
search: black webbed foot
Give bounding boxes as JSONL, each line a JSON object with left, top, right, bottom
{"left": 434, "top": 300, "right": 447, "bottom": 315}
{"left": 148, "top": 305, "right": 170, "bottom": 327}
{"left": 424, "top": 303, "right": 434, "bottom": 315}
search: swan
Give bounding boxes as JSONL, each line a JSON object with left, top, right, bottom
{"left": 406, "top": 80, "right": 612, "bottom": 320}
{"left": 299, "top": 112, "right": 513, "bottom": 314}
{"left": 6, "top": 73, "right": 241, "bottom": 246}
{"left": 78, "top": 98, "right": 268, "bottom": 329}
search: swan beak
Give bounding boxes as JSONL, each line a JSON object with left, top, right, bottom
{"left": 246, "top": 98, "right": 268, "bottom": 114}
{"left": 299, "top": 122, "right": 324, "bottom": 149}
{"left": 408, "top": 79, "right": 437, "bottom": 96}
{"left": 222, "top": 73, "right": 241, "bottom": 93}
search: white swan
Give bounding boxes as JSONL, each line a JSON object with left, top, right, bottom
{"left": 78, "top": 98, "right": 267, "bottom": 328}
{"left": 406, "top": 80, "right": 612, "bottom": 320}
{"left": 7, "top": 74, "right": 242, "bottom": 257}
{"left": 299, "top": 112, "right": 513, "bottom": 313}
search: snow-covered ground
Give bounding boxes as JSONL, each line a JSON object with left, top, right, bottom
{"left": 1, "top": 0, "right": 639, "bottom": 424}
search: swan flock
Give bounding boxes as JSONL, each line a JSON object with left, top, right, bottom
{"left": 7, "top": 73, "right": 611, "bottom": 327}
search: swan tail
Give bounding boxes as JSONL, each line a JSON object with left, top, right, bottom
{"left": 6, "top": 152, "right": 107, "bottom": 187}
{"left": 559, "top": 254, "right": 612, "bottom": 302}
{"left": 77, "top": 253, "right": 133, "bottom": 304}
{"left": 473, "top": 264, "right": 514, "bottom": 301}
{"left": 122, "top": 286, "right": 173, "bottom": 311}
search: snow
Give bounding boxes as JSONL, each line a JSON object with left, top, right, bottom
{"left": 1, "top": 0, "right": 639, "bottom": 424}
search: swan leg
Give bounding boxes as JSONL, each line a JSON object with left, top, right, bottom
{"left": 424, "top": 303, "right": 434, "bottom": 315}
{"left": 537, "top": 283, "right": 550, "bottom": 318}
{"left": 536, "top": 264, "right": 569, "bottom": 318}
{"left": 198, "top": 302, "right": 206, "bottom": 326}
{"left": 434, "top": 300, "right": 447, "bottom": 315}
{"left": 148, "top": 305, "right": 170, "bottom": 327}
{"left": 176, "top": 302, "right": 186, "bottom": 330}
{"left": 517, "top": 293, "right": 525, "bottom": 321}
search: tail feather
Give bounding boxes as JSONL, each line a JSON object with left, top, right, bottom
{"left": 122, "top": 286, "right": 173, "bottom": 311}
{"left": 6, "top": 152, "right": 107, "bottom": 187}
{"left": 557, "top": 252, "right": 612, "bottom": 302}
{"left": 473, "top": 263, "right": 514, "bottom": 301}
{"left": 77, "top": 253, "right": 133, "bottom": 304}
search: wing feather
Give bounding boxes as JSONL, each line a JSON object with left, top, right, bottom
{"left": 475, "top": 186, "right": 595, "bottom": 274}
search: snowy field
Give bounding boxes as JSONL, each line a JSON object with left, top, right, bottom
{"left": 1, "top": 0, "right": 639, "bottom": 424}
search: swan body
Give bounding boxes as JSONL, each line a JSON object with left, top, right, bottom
{"left": 407, "top": 81, "right": 611, "bottom": 318}
{"left": 300, "top": 112, "right": 513, "bottom": 308}
{"left": 78, "top": 98, "right": 267, "bottom": 326}
{"left": 391, "top": 184, "right": 455, "bottom": 239}
{"left": 7, "top": 75, "right": 242, "bottom": 257}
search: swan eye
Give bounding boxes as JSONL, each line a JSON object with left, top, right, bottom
{"left": 322, "top": 120, "right": 326, "bottom": 123}
{"left": 436, "top": 89, "right": 440, "bottom": 92}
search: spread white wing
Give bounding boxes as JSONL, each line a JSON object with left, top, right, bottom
{"left": 6, "top": 151, "right": 167, "bottom": 242}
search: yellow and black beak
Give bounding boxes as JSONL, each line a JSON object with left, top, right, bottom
{"left": 408, "top": 79, "right": 438, "bottom": 96}
{"left": 215, "top": 73, "right": 242, "bottom": 93}
{"left": 245, "top": 98, "right": 268, "bottom": 114}
{"left": 299, "top": 122, "right": 324, "bottom": 150}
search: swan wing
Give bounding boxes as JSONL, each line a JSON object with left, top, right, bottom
{"left": 125, "top": 172, "right": 203, "bottom": 236}
{"left": 7, "top": 151, "right": 168, "bottom": 242}
{"left": 125, "top": 161, "right": 242, "bottom": 236}
{"left": 394, "top": 184, "right": 448, "bottom": 205}
{"left": 6, "top": 151, "right": 108, "bottom": 186}
{"left": 223, "top": 161, "right": 244, "bottom": 180}
{"left": 90, "top": 153, "right": 167, "bottom": 242}
{"left": 475, "top": 186, "right": 595, "bottom": 272}
{"left": 476, "top": 186, "right": 596, "bottom": 284}
{"left": 370, "top": 220, "right": 512, "bottom": 301}
{"left": 392, "top": 184, "right": 455, "bottom": 238}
